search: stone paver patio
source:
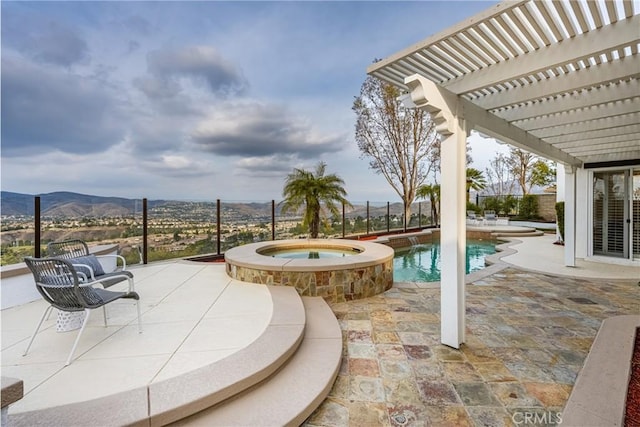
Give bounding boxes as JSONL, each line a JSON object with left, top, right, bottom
{"left": 304, "top": 267, "right": 639, "bottom": 426}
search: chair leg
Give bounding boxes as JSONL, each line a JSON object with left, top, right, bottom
{"left": 103, "top": 306, "right": 108, "bottom": 327}
{"left": 65, "top": 309, "right": 91, "bottom": 366}
{"left": 24, "top": 306, "right": 53, "bottom": 356}
{"left": 127, "top": 277, "right": 135, "bottom": 293}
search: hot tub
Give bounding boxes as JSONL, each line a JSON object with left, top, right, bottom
{"left": 225, "top": 239, "right": 394, "bottom": 303}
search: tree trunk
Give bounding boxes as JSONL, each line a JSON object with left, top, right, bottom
{"left": 310, "top": 209, "right": 320, "bottom": 238}
{"left": 403, "top": 200, "right": 412, "bottom": 231}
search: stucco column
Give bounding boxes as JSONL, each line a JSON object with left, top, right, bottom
{"left": 564, "top": 166, "right": 576, "bottom": 267}
{"left": 439, "top": 117, "right": 467, "bottom": 348}
{"left": 405, "top": 74, "right": 467, "bottom": 348}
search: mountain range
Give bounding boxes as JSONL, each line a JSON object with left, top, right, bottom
{"left": 1, "top": 191, "right": 411, "bottom": 219}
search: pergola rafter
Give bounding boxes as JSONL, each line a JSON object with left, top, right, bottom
{"left": 368, "top": 0, "right": 640, "bottom": 167}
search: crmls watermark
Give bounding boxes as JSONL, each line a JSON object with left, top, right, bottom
{"left": 512, "top": 411, "right": 563, "bottom": 425}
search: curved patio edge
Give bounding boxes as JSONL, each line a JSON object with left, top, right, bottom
{"left": 8, "top": 285, "right": 306, "bottom": 427}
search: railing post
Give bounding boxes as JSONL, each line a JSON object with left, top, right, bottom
{"left": 387, "top": 202, "right": 390, "bottom": 232}
{"left": 342, "top": 202, "right": 346, "bottom": 238}
{"left": 216, "top": 199, "right": 221, "bottom": 255}
{"left": 419, "top": 202, "right": 422, "bottom": 228}
{"left": 34, "top": 196, "right": 41, "bottom": 257}
{"left": 366, "top": 201, "right": 370, "bottom": 235}
{"left": 272, "top": 200, "right": 276, "bottom": 240}
{"left": 142, "top": 198, "right": 148, "bottom": 264}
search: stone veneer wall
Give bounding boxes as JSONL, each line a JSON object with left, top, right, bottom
{"left": 227, "top": 260, "right": 393, "bottom": 304}
{"left": 535, "top": 193, "right": 557, "bottom": 222}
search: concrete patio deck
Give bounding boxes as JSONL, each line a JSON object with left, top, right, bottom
{"left": 1, "top": 261, "right": 275, "bottom": 423}
{"left": 2, "top": 235, "right": 638, "bottom": 426}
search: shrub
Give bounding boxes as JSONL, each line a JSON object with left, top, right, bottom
{"left": 555, "top": 202, "right": 565, "bottom": 241}
{"left": 502, "top": 195, "right": 519, "bottom": 215}
{"left": 519, "top": 195, "right": 539, "bottom": 219}
{"left": 466, "top": 201, "right": 481, "bottom": 214}
{"left": 482, "top": 196, "right": 502, "bottom": 213}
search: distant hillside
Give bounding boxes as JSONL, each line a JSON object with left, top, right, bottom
{"left": 0, "top": 191, "right": 164, "bottom": 217}
{"left": 0, "top": 191, "right": 414, "bottom": 219}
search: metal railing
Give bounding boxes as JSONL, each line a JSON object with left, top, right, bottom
{"left": 1, "top": 197, "right": 435, "bottom": 266}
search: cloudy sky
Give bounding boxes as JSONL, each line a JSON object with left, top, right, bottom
{"left": 1, "top": 0, "right": 505, "bottom": 203}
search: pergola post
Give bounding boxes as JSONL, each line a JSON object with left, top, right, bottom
{"left": 405, "top": 74, "right": 467, "bottom": 348}
{"left": 564, "top": 167, "right": 577, "bottom": 267}
{"left": 439, "top": 117, "right": 467, "bottom": 348}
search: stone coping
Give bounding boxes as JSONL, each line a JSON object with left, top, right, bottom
{"left": 561, "top": 315, "right": 640, "bottom": 427}
{"left": 0, "top": 244, "right": 119, "bottom": 280}
{"left": 224, "top": 238, "right": 394, "bottom": 272}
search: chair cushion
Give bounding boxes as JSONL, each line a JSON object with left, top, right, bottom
{"left": 69, "top": 255, "right": 105, "bottom": 279}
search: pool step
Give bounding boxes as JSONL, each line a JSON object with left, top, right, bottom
{"left": 169, "top": 296, "right": 342, "bottom": 427}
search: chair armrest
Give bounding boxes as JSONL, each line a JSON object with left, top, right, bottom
{"left": 95, "top": 254, "right": 127, "bottom": 271}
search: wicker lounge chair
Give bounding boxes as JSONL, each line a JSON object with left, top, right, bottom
{"left": 46, "top": 239, "right": 134, "bottom": 291}
{"left": 23, "top": 257, "right": 142, "bottom": 366}
{"left": 484, "top": 210, "right": 497, "bottom": 226}
{"left": 467, "top": 211, "right": 480, "bottom": 225}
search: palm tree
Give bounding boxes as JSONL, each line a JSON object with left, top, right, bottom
{"left": 466, "top": 168, "right": 487, "bottom": 202}
{"left": 281, "top": 162, "right": 352, "bottom": 238}
{"left": 417, "top": 183, "right": 440, "bottom": 227}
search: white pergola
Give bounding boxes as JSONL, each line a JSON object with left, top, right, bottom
{"left": 368, "top": 0, "right": 640, "bottom": 348}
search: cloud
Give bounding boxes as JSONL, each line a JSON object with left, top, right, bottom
{"left": 133, "top": 75, "right": 182, "bottom": 100}
{"left": 136, "top": 46, "right": 248, "bottom": 99}
{"left": 138, "top": 153, "right": 215, "bottom": 178}
{"left": 235, "top": 155, "right": 300, "bottom": 177}
{"left": 1, "top": 56, "right": 125, "bottom": 156}
{"left": 191, "top": 102, "right": 346, "bottom": 158}
{"left": 120, "top": 15, "right": 152, "bottom": 36}
{"left": 6, "top": 21, "right": 89, "bottom": 67}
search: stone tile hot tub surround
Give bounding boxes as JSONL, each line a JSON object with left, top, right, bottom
{"left": 225, "top": 239, "right": 394, "bottom": 303}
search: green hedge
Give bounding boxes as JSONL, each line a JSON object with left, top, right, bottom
{"left": 555, "top": 202, "right": 565, "bottom": 241}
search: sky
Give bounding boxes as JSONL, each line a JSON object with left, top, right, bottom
{"left": 1, "top": 0, "right": 507, "bottom": 203}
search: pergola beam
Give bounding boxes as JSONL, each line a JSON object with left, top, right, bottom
{"left": 494, "top": 79, "right": 640, "bottom": 122}
{"left": 545, "top": 124, "right": 640, "bottom": 144}
{"left": 442, "top": 15, "right": 640, "bottom": 95}
{"left": 474, "top": 57, "right": 640, "bottom": 109}
{"left": 406, "top": 73, "right": 583, "bottom": 165}
{"left": 563, "top": 141, "right": 640, "bottom": 155}
{"left": 529, "top": 112, "right": 640, "bottom": 137}
{"left": 581, "top": 151, "right": 640, "bottom": 163}
{"left": 514, "top": 98, "right": 640, "bottom": 130}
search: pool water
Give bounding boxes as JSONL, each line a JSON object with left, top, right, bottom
{"left": 267, "top": 248, "right": 360, "bottom": 259}
{"left": 393, "top": 240, "right": 496, "bottom": 282}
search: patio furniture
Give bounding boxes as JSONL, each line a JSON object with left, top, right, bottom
{"left": 46, "top": 239, "right": 134, "bottom": 291}
{"left": 23, "top": 257, "right": 142, "bottom": 366}
{"left": 484, "top": 210, "right": 497, "bottom": 226}
{"left": 466, "top": 211, "right": 480, "bottom": 225}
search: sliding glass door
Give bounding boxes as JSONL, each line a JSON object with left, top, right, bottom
{"left": 593, "top": 169, "right": 640, "bottom": 260}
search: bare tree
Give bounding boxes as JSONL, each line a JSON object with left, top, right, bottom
{"left": 353, "top": 75, "right": 439, "bottom": 225}
{"left": 506, "top": 148, "right": 555, "bottom": 195}
{"left": 485, "top": 153, "right": 515, "bottom": 196}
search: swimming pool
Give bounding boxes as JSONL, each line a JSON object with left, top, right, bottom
{"left": 393, "top": 240, "right": 496, "bottom": 282}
